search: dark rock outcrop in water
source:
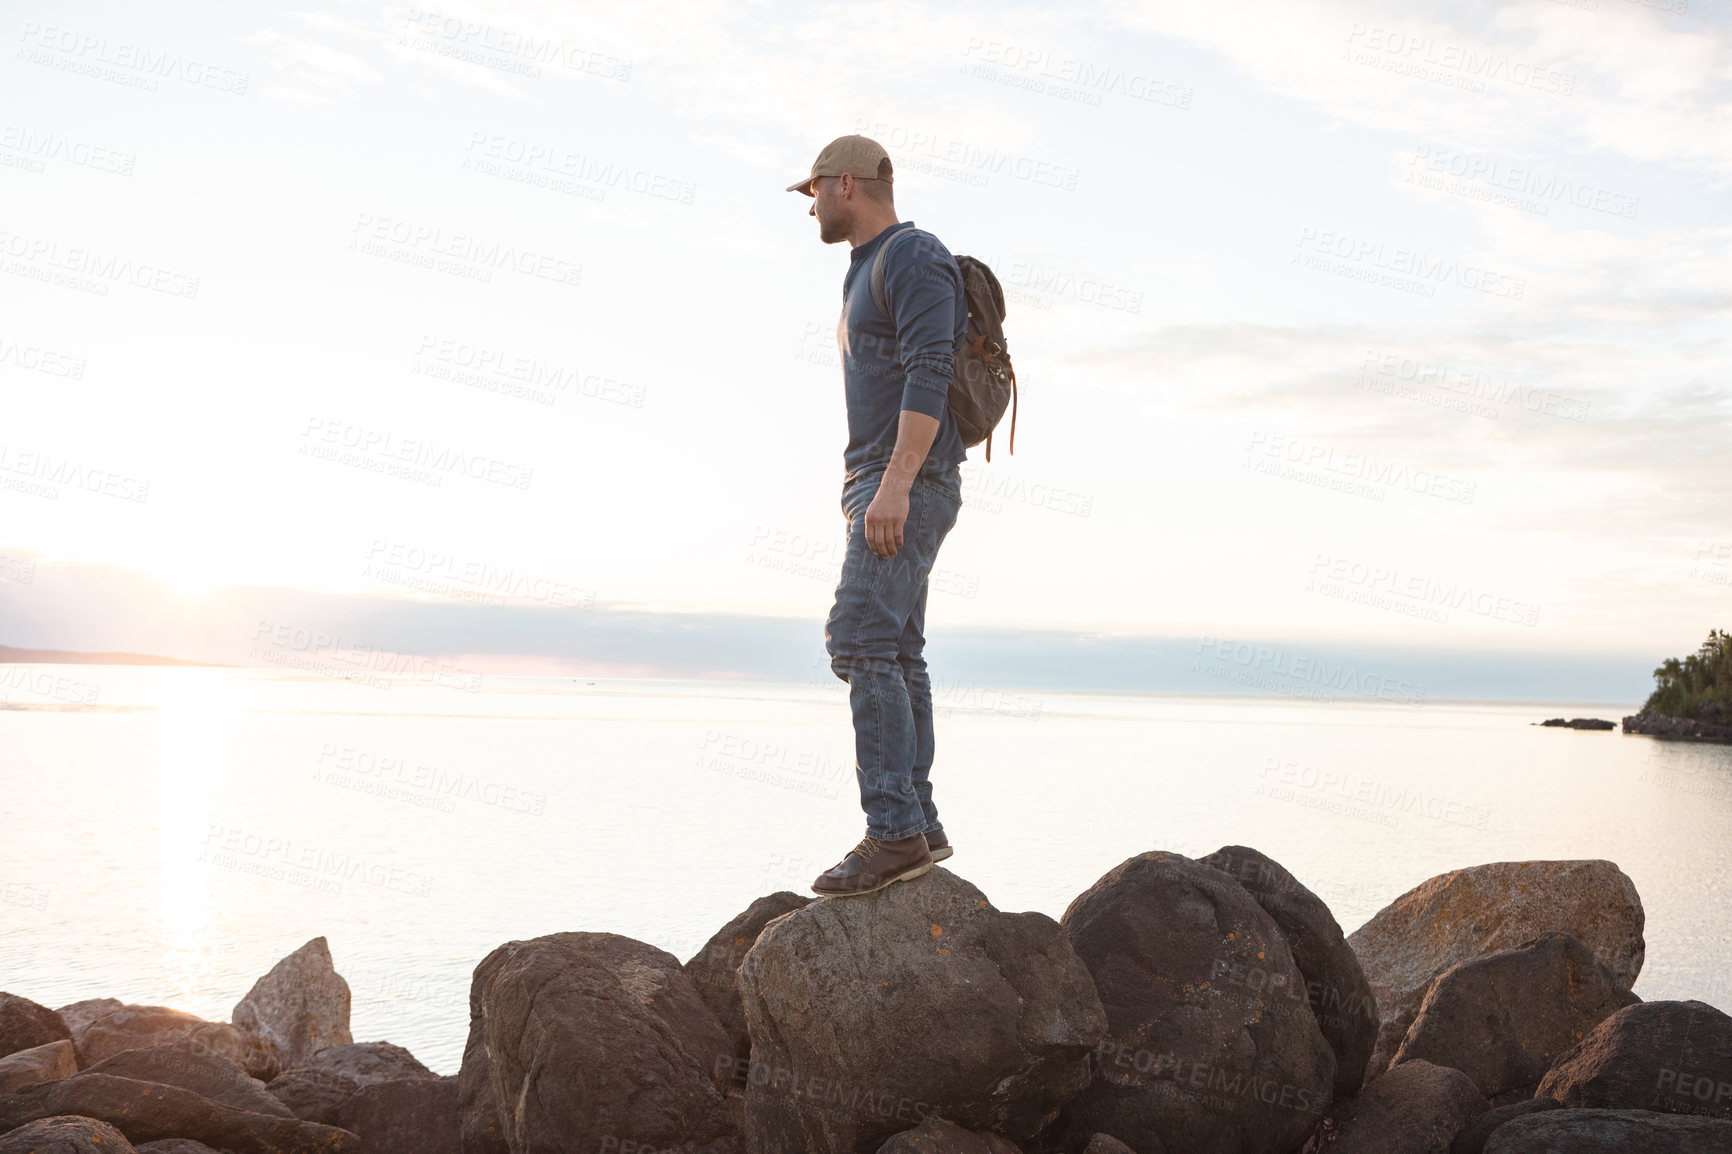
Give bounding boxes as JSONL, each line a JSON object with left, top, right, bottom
{"left": 459, "top": 932, "right": 736, "bottom": 1154}
{"left": 1391, "top": 932, "right": 1640, "bottom": 1100}
{"left": 685, "top": 890, "right": 812, "bottom": 1064}
{"left": 1347, "top": 859, "right": 1645, "bottom": 1080}
{"left": 1200, "top": 845, "right": 1380, "bottom": 1097}
{"left": 739, "top": 867, "right": 1105, "bottom": 1154}
{"left": 1538, "top": 717, "right": 1616, "bottom": 729}
{"left": 1627, "top": 630, "right": 1732, "bottom": 745}
{"left": 1622, "top": 709, "right": 1732, "bottom": 742}
{"left": 1057, "top": 852, "right": 1334, "bottom": 1154}
{"left": 231, "top": 937, "right": 353, "bottom": 1072}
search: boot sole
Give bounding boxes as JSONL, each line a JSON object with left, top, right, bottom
{"left": 930, "top": 847, "right": 953, "bottom": 862}
{"left": 812, "top": 858, "right": 934, "bottom": 898}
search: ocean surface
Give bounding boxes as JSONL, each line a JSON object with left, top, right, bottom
{"left": 1, "top": 665, "right": 1727, "bottom": 1074}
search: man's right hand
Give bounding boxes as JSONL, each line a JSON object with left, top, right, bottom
{"left": 864, "top": 480, "right": 911, "bottom": 559}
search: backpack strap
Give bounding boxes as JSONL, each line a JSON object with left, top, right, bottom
{"left": 869, "top": 227, "right": 919, "bottom": 319}
{"left": 984, "top": 383, "right": 1018, "bottom": 463}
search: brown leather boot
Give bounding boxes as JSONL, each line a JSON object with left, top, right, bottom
{"left": 925, "top": 828, "right": 953, "bottom": 862}
{"left": 811, "top": 833, "right": 933, "bottom": 897}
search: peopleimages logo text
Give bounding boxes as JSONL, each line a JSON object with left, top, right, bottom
{"left": 301, "top": 418, "right": 534, "bottom": 490}
{"left": 1295, "top": 228, "right": 1523, "bottom": 299}
{"left": 854, "top": 119, "right": 1080, "bottom": 190}
{"left": 347, "top": 213, "right": 582, "bottom": 287}
{"left": 1193, "top": 637, "right": 1427, "bottom": 705}
{"left": 1245, "top": 432, "right": 1476, "bottom": 504}
{"left": 1343, "top": 24, "right": 1574, "bottom": 95}
{"left": 17, "top": 22, "right": 250, "bottom": 94}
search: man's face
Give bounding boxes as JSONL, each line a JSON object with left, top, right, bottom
{"left": 809, "top": 175, "right": 851, "bottom": 245}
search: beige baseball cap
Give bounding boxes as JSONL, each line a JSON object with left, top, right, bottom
{"left": 786, "top": 134, "right": 893, "bottom": 196}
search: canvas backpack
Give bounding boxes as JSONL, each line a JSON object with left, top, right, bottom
{"left": 871, "top": 230, "right": 1017, "bottom": 461}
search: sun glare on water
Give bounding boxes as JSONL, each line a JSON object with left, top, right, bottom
{"left": 152, "top": 669, "right": 227, "bottom": 1005}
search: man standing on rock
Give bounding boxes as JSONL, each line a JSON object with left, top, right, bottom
{"left": 788, "top": 135, "right": 967, "bottom": 897}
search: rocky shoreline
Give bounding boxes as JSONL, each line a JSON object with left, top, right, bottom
{"left": 3, "top": 849, "right": 1728, "bottom": 1154}
{"left": 1622, "top": 708, "right": 1732, "bottom": 744}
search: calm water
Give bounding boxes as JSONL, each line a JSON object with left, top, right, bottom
{"left": 1, "top": 666, "right": 1727, "bottom": 1074}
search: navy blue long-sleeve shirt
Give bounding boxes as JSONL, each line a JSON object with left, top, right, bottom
{"left": 837, "top": 221, "right": 967, "bottom": 477}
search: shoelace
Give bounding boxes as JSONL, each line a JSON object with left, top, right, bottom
{"left": 849, "top": 835, "right": 883, "bottom": 861}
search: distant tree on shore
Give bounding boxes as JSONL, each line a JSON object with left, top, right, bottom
{"left": 1643, "top": 629, "right": 1732, "bottom": 722}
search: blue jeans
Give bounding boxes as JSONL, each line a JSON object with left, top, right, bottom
{"left": 825, "top": 464, "right": 963, "bottom": 842}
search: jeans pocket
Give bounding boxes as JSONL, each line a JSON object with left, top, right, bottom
{"left": 924, "top": 471, "right": 962, "bottom": 507}
{"left": 842, "top": 475, "right": 879, "bottom": 521}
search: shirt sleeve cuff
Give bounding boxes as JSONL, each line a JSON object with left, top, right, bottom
{"left": 899, "top": 377, "right": 950, "bottom": 420}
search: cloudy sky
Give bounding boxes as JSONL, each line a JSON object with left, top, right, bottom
{"left": 1, "top": 0, "right": 1727, "bottom": 692}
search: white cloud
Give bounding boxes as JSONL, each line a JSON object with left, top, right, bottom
{"left": 246, "top": 26, "right": 386, "bottom": 102}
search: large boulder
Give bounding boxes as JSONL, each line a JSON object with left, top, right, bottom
{"left": 1348, "top": 860, "right": 1645, "bottom": 1077}
{"left": 329, "top": 1075, "right": 460, "bottom": 1154}
{"left": 740, "top": 867, "right": 1105, "bottom": 1154}
{"left": 685, "top": 891, "right": 811, "bottom": 1064}
{"left": 873, "top": 1118, "right": 1021, "bottom": 1153}
{"left": 1056, "top": 852, "right": 1334, "bottom": 1154}
{"left": 1448, "top": 1097, "right": 1562, "bottom": 1154}
{"left": 57, "top": 999, "right": 122, "bottom": 1064}
{"left": 84, "top": 1039, "right": 293, "bottom": 1117}
{"left": 0, "top": 1040, "right": 78, "bottom": 1094}
{"left": 1081, "top": 1135, "right": 1148, "bottom": 1154}
{"left": 0, "top": 1115, "right": 139, "bottom": 1153}
{"left": 1324, "top": 1059, "right": 1488, "bottom": 1154}
{"left": 0, "top": 994, "right": 72, "bottom": 1061}
{"left": 1393, "top": 932, "right": 1640, "bottom": 1100}
{"left": 1537, "top": 1000, "right": 1732, "bottom": 1118}
{"left": 268, "top": 1067, "right": 361, "bottom": 1125}
{"left": 231, "top": 938, "right": 353, "bottom": 1071}
{"left": 0, "top": 1072, "right": 360, "bottom": 1153}
{"left": 455, "top": 1000, "right": 507, "bottom": 1154}
{"left": 56, "top": 1000, "right": 123, "bottom": 1041}
{"left": 76, "top": 1005, "right": 280, "bottom": 1082}
{"left": 306, "top": 1043, "right": 433, "bottom": 1085}
{"left": 1482, "top": 1107, "right": 1732, "bottom": 1152}
{"left": 137, "top": 1143, "right": 227, "bottom": 1154}
{"left": 461, "top": 931, "right": 735, "bottom": 1154}
{"left": 267, "top": 1042, "right": 433, "bottom": 1128}
{"left": 1200, "top": 845, "right": 1380, "bottom": 1096}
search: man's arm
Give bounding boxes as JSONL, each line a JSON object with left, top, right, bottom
{"left": 862, "top": 234, "right": 960, "bottom": 559}
{"left": 864, "top": 410, "right": 939, "bottom": 558}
